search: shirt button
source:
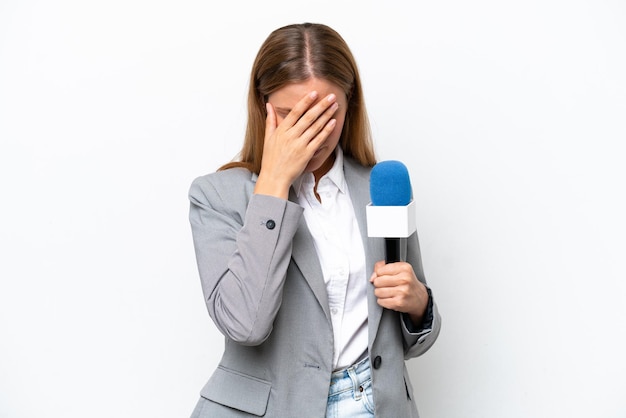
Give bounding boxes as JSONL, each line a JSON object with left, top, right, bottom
{"left": 265, "top": 220, "right": 276, "bottom": 230}
{"left": 331, "top": 308, "right": 338, "bottom": 315}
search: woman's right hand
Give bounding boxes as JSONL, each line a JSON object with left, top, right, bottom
{"left": 254, "top": 91, "right": 338, "bottom": 199}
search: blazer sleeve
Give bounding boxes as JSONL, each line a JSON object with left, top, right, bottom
{"left": 188, "top": 173, "right": 304, "bottom": 346}
{"left": 401, "top": 230, "right": 442, "bottom": 359}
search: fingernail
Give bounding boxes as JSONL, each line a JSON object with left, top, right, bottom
{"left": 327, "top": 94, "right": 336, "bottom": 102}
{"left": 309, "top": 91, "right": 318, "bottom": 99}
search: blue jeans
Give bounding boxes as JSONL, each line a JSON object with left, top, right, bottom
{"left": 326, "top": 357, "right": 375, "bottom": 418}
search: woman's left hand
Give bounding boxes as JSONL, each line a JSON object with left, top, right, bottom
{"left": 370, "top": 260, "right": 429, "bottom": 326}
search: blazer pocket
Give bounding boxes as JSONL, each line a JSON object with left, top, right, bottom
{"left": 200, "top": 366, "right": 271, "bottom": 416}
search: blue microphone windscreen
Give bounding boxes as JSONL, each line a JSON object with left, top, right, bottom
{"left": 370, "top": 160, "right": 412, "bottom": 206}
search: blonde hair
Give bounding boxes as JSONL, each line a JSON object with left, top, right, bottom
{"left": 220, "top": 22, "right": 376, "bottom": 173}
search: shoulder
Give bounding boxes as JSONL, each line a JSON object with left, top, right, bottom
{"left": 189, "top": 167, "right": 256, "bottom": 208}
{"left": 343, "top": 156, "right": 373, "bottom": 192}
{"left": 344, "top": 156, "right": 372, "bottom": 176}
{"left": 191, "top": 167, "right": 255, "bottom": 189}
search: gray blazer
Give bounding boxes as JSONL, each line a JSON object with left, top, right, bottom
{"left": 188, "top": 157, "right": 441, "bottom": 417}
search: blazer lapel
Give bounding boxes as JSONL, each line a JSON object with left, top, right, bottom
{"left": 343, "top": 158, "right": 384, "bottom": 349}
{"left": 288, "top": 187, "right": 332, "bottom": 321}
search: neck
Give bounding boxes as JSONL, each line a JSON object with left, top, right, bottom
{"left": 311, "top": 152, "right": 336, "bottom": 203}
{"left": 313, "top": 152, "right": 336, "bottom": 184}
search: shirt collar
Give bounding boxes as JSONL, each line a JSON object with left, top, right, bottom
{"left": 293, "top": 146, "right": 347, "bottom": 197}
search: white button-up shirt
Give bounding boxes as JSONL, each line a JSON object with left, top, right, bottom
{"left": 294, "top": 147, "right": 369, "bottom": 370}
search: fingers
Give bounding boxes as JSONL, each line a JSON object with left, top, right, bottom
{"left": 370, "top": 261, "right": 426, "bottom": 313}
{"left": 264, "top": 90, "right": 337, "bottom": 151}
{"left": 371, "top": 270, "right": 414, "bottom": 290}
{"left": 283, "top": 91, "right": 338, "bottom": 139}
{"left": 281, "top": 91, "right": 320, "bottom": 125}
{"left": 265, "top": 102, "right": 277, "bottom": 137}
{"left": 293, "top": 94, "right": 338, "bottom": 140}
{"left": 370, "top": 261, "right": 413, "bottom": 286}
{"left": 304, "top": 101, "right": 338, "bottom": 145}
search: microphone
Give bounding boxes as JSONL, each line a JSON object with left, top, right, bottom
{"left": 366, "top": 160, "right": 416, "bottom": 263}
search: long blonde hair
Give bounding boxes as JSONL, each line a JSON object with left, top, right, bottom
{"left": 220, "top": 22, "right": 376, "bottom": 172}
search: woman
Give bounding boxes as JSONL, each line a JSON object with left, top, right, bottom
{"left": 188, "top": 22, "right": 441, "bottom": 418}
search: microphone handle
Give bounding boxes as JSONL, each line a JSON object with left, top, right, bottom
{"left": 384, "top": 237, "right": 406, "bottom": 263}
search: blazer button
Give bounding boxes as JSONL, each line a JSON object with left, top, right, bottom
{"left": 265, "top": 220, "right": 276, "bottom": 230}
{"left": 373, "top": 355, "right": 382, "bottom": 369}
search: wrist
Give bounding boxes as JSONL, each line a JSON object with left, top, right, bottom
{"left": 408, "top": 286, "right": 433, "bottom": 328}
{"left": 254, "top": 173, "right": 291, "bottom": 199}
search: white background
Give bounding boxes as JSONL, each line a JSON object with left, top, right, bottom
{"left": 1, "top": 1, "right": 625, "bottom": 417}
